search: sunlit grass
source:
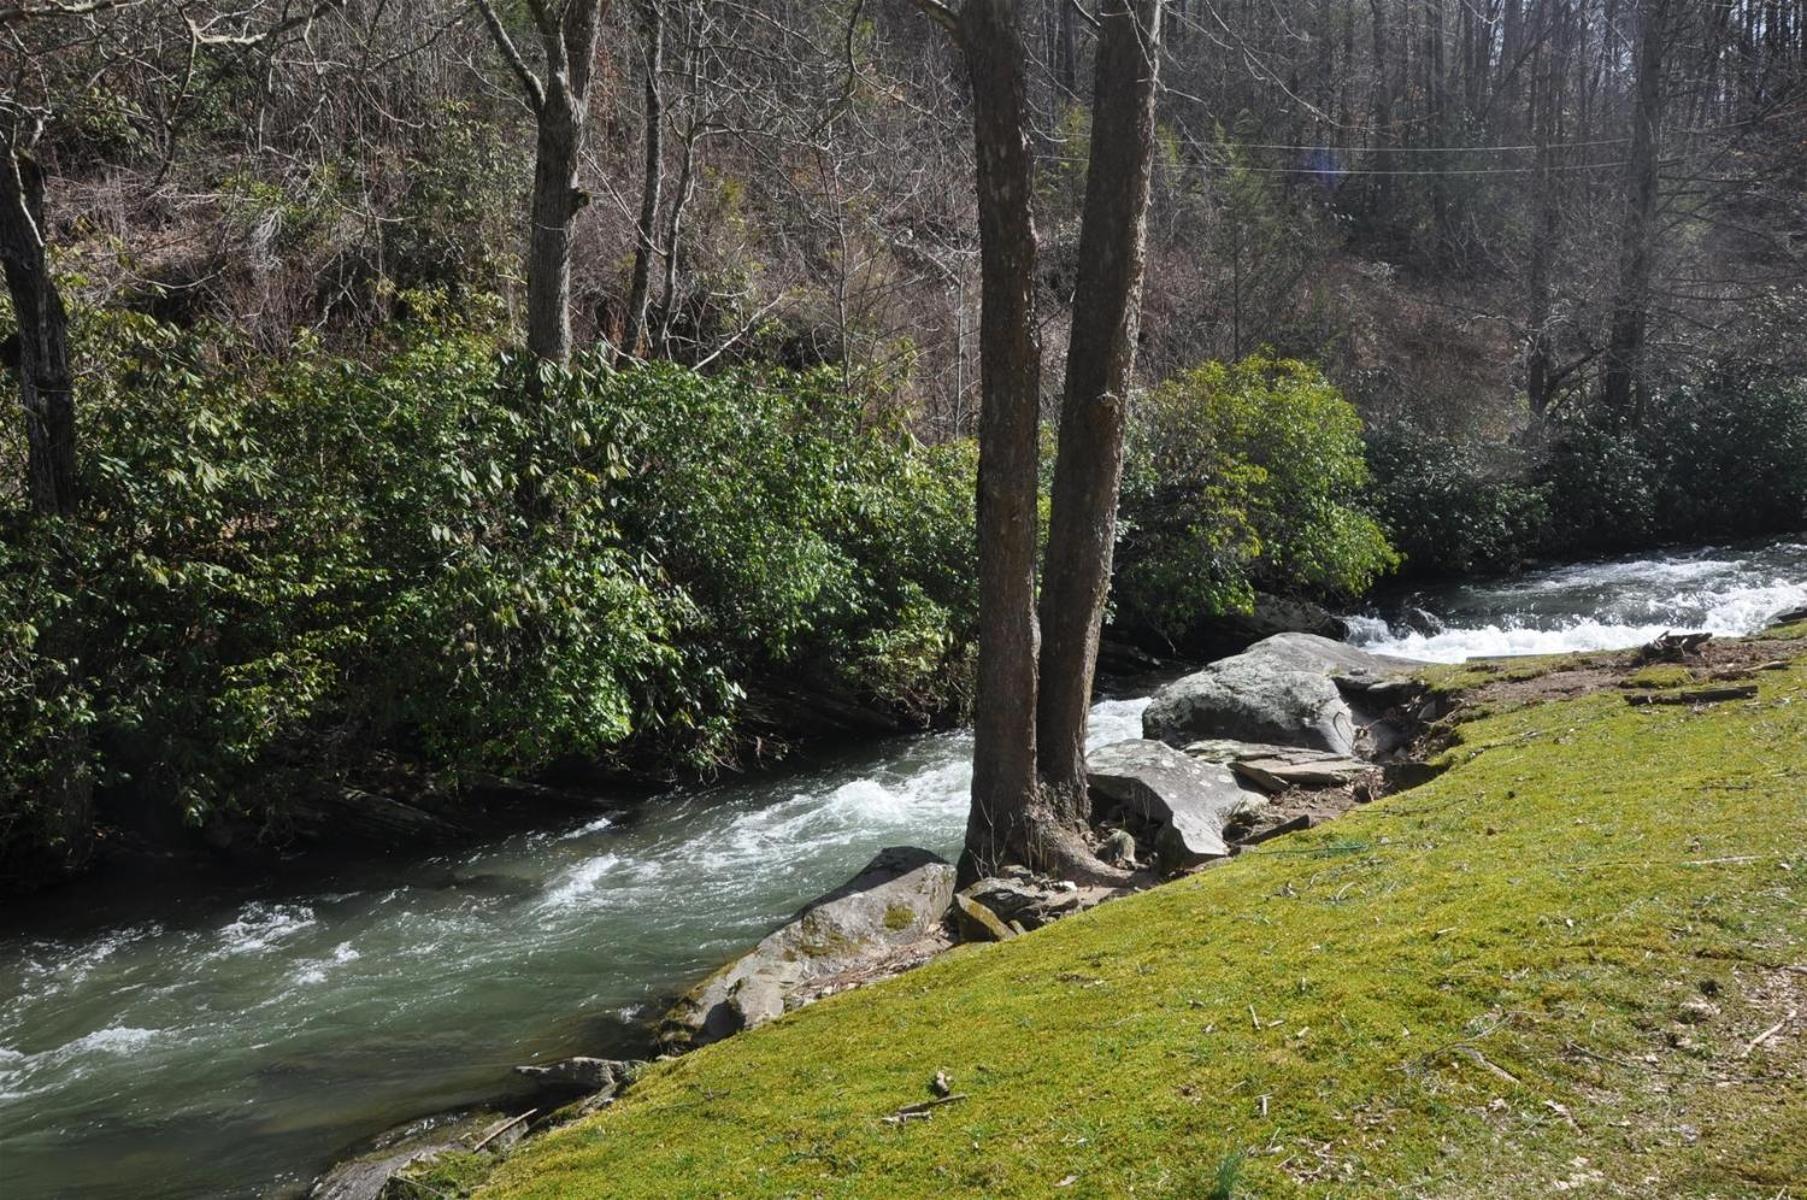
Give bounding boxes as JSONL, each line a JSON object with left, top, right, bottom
{"left": 480, "top": 656, "right": 1807, "bottom": 1198}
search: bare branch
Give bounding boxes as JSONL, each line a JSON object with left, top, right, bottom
{"left": 472, "top": 0, "right": 546, "bottom": 112}
{"left": 0, "top": 0, "right": 128, "bottom": 26}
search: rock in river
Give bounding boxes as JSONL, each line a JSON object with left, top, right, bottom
{"left": 1087, "top": 739, "right": 1267, "bottom": 867}
{"left": 661, "top": 846, "right": 954, "bottom": 1049}
{"left": 1141, "top": 633, "right": 1422, "bottom": 758}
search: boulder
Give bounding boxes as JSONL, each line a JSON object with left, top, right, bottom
{"left": 1768, "top": 605, "right": 1807, "bottom": 629}
{"left": 1087, "top": 739, "right": 1266, "bottom": 867}
{"left": 1142, "top": 633, "right": 1422, "bottom": 758}
{"left": 661, "top": 846, "right": 954, "bottom": 1049}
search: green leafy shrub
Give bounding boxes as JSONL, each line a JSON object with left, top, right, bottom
{"left": 1363, "top": 420, "right": 1550, "bottom": 576}
{"left": 1365, "top": 370, "right": 1807, "bottom": 571}
{"left": 1116, "top": 354, "right": 1397, "bottom": 643}
{"left": 0, "top": 303, "right": 977, "bottom": 869}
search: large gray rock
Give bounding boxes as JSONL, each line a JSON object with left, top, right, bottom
{"left": 661, "top": 846, "right": 953, "bottom": 1049}
{"left": 1088, "top": 739, "right": 1266, "bottom": 867}
{"left": 1142, "top": 633, "right": 1421, "bottom": 758}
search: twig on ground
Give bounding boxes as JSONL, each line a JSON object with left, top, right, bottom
{"left": 1739, "top": 1009, "right": 1797, "bottom": 1060}
{"left": 881, "top": 1093, "right": 968, "bottom": 1124}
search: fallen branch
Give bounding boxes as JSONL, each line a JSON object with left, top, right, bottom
{"left": 881, "top": 1093, "right": 968, "bottom": 1124}
{"left": 1625, "top": 685, "right": 1758, "bottom": 707}
{"left": 1739, "top": 1009, "right": 1796, "bottom": 1060}
{"left": 470, "top": 1108, "right": 536, "bottom": 1153}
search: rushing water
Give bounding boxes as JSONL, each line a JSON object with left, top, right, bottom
{"left": 0, "top": 701, "right": 1148, "bottom": 1199}
{"left": 1347, "top": 537, "right": 1807, "bottom": 662}
{"left": 3, "top": 536, "right": 1803, "bottom": 1199}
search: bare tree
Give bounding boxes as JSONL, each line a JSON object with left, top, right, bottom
{"left": 472, "top": 0, "right": 612, "bottom": 370}
{"left": 1036, "top": 0, "right": 1162, "bottom": 836}
{"left": 622, "top": 0, "right": 662, "bottom": 359}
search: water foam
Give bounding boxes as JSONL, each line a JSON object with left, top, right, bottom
{"left": 1349, "top": 541, "right": 1807, "bottom": 662}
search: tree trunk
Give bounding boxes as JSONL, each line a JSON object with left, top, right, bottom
{"left": 623, "top": 0, "right": 664, "bottom": 360}
{"left": 1037, "top": 0, "right": 1162, "bottom": 828}
{"left": 475, "top": 0, "right": 610, "bottom": 373}
{"left": 952, "top": 0, "right": 1048, "bottom": 885}
{"left": 1601, "top": 0, "right": 1667, "bottom": 418}
{"left": 0, "top": 145, "right": 77, "bottom": 518}
{"left": 525, "top": 92, "right": 585, "bottom": 370}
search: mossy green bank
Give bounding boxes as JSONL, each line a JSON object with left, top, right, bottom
{"left": 478, "top": 652, "right": 1807, "bottom": 1198}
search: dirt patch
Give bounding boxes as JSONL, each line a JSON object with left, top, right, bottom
{"left": 1441, "top": 636, "right": 1807, "bottom": 714}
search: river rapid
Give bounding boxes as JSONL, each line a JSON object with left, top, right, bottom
{"left": 2, "top": 536, "right": 1803, "bottom": 1198}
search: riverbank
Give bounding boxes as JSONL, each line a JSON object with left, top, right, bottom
{"left": 468, "top": 623, "right": 1807, "bottom": 1198}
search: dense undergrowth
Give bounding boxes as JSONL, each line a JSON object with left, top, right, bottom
{"left": 1366, "top": 372, "right": 1807, "bottom": 576}
{"left": 1, "top": 302, "right": 981, "bottom": 881}
{"left": 477, "top": 649, "right": 1807, "bottom": 1199}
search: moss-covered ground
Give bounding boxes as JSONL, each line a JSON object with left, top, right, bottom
{"left": 479, "top": 654, "right": 1807, "bottom": 1199}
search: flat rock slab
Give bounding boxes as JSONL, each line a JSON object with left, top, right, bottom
{"left": 662, "top": 846, "right": 954, "bottom": 1049}
{"left": 1181, "top": 739, "right": 1371, "bottom": 793}
{"left": 1232, "top": 755, "right": 1373, "bottom": 793}
{"left": 1088, "top": 739, "right": 1267, "bottom": 867}
{"left": 1143, "top": 633, "right": 1422, "bottom": 758}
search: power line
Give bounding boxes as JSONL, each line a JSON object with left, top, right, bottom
{"left": 1046, "top": 155, "right": 1649, "bottom": 178}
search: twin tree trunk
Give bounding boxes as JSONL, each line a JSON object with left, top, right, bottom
{"left": 1, "top": 145, "right": 77, "bottom": 517}
{"left": 1036, "top": 0, "right": 1164, "bottom": 824}
{"left": 947, "top": 0, "right": 1162, "bottom": 883}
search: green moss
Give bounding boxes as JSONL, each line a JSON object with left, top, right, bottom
{"left": 481, "top": 656, "right": 1807, "bottom": 1200}
{"left": 1418, "top": 652, "right": 1590, "bottom": 693}
{"left": 387, "top": 1149, "right": 496, "bottom": 1198}
{"left": 1622, "top": 663, "right": 1695, "bottom": 689}
{"left": 1755, "top": 619, "right": 1807, "bottom": 641}
{"left": 884, "top": 904, "right": 919, "bottom": 932}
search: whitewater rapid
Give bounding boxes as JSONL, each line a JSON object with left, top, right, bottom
{"left": 1346, "top": 540, "right": 1806, "bottom": 662}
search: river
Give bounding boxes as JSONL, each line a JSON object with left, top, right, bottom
{"left": 2, "top": 536, "right": 1802, "bottom": 1198}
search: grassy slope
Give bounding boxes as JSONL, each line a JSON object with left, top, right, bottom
{"left": 481, "top": 657, "right": 1807, "bottom": 1199}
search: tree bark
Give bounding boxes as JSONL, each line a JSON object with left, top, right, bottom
{"left": 1036, "top": 0, "right": 1162, "bottom": 826}
{"left": 623, "top": 0, "right": 664, "bottom": 360}
{"left": 945, "top": 0, "right": 1047, "bottom": 885}
{"left": 1601, "top": 0, "right": 1667, "bottom": 418}
{"left": 475, "top": 0, "right": 611, "bottom": 373}
{"left": 0, "top": 142, "right": 77, "bottom": 517}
